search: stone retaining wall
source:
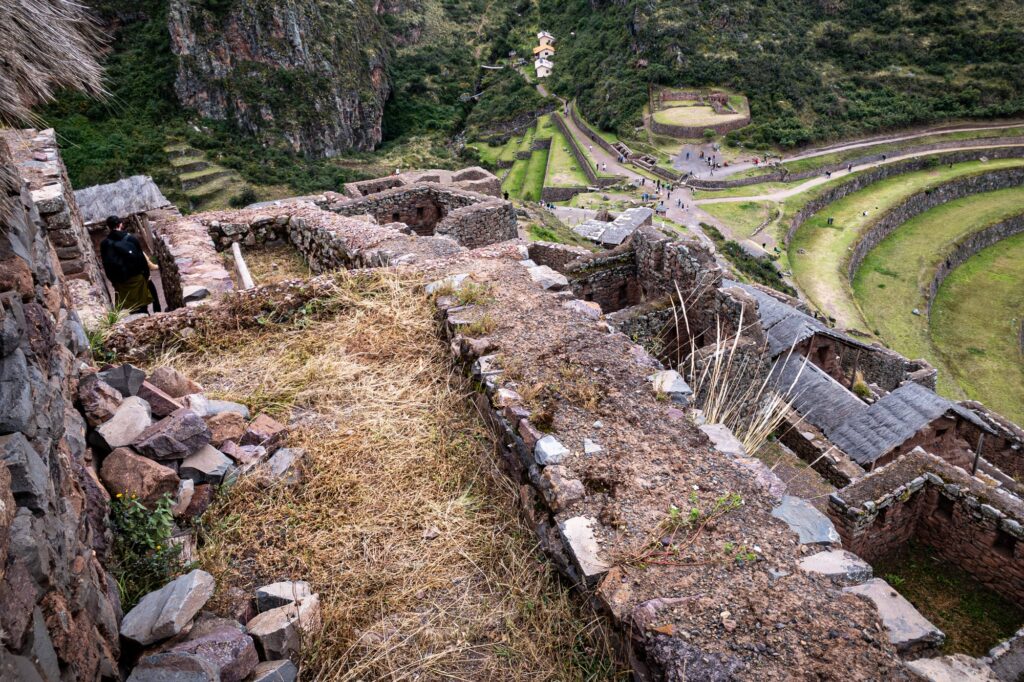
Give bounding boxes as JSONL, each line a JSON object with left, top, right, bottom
{"left": 540, "top": 186, "right": 587, "bottom": 202}
{"left": 847, "top": 166, "right": 1024, "bottom": 282}
{"left": 551, "top": 113, "right": 624, "bottom": 188}
{"left": 1, "top": 129, "right": 110, "bottom": 320}
{"left": 649, "top": 114, "right": 751, "bottom": 140}
{"left": 0, "top": 140, "right": 122, "bottom": 678}
{"left": 784, "top": 146, "right": 1024, "bottom": 246}
{"left": 688, "top": 138, "right": 1024, "bottom": 191}
{"left": 925, "top": 213, "right": 1024, "bottom": 314}
{"left": 569, "top": 103, "right": 627, "bottom": 160}
{"left": 526, "top": 241, "right": 591, "bottom": 271}
{"left": 829, "top": 449, "right": 1024, "bottom": 608}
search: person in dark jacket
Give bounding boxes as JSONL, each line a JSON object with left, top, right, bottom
{"left": 100, "top": 215, "right": 159, "bottom": 314}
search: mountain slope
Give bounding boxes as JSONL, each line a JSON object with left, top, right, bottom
{"left": 544, "top": 0, "right": 1024, "bottom": 147}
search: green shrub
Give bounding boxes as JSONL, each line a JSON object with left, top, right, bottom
{"left": 109, "top": 493, "right": 184, "bottom": 609}
{"left": 229, "top": 187, "right": 259, "bottom": 208}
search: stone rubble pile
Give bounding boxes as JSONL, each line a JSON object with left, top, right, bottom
{"left": 121, "top": 570, "right": 318, "bottom": 682}
{"left": 72, "top": 363, "right": 319, "bottom": 679}
{"left": 82, "top": 364, "right": 306, "bottom": 541}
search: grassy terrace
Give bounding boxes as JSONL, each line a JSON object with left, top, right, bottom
{"left": 700, "top": 200, "right": 779, "bottom": 240}
{"left": 853, "top": 187, "right": 1024, "bottom": 404}
{"left": 731, "top": 125, "right": 1024, "bottom": 180}
{"left": 788, "top": 157, "right": 1024, "bottom": 331}
{"left": 176, "top": 272, "right": 620, "bottom": 679}
{"left": 546, "top": 121, "right": 589, "bottom": 188}
{"left": 931, "top": 232, "right": 1024, "bottom": 424}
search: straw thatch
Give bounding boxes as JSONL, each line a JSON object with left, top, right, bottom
{"left": 0, "top": 0, "right": 105, "bottom": 126}
{"left": 74, "top": 175, "right": 170, "bottom": 225}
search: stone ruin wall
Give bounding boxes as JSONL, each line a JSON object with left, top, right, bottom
{"left": 1, "top": 129, "right": 110, "bottom": 324}
{"left": 830, "top": 451, "right": 1024, "bottom": 608}
{"left": 837, "top": 339, "right": 937, "bottom": 393}
{"left": 0, "top": 139, "right": 122, "bottom": 679}
{"left": 565, "top": 248, "right": 642, "bottom": 313}
{"left": 323, "top": 184, "right": 518, "bottom": 249}
{"left": 925, "top": 212, "right": 1024, "bottom": 314}
{"left": 847, "top": 165, "right": 1024, "bottom": 282}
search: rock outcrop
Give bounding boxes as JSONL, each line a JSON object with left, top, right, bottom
{"left": 167, "top": 0, "right": 391, "bottom": 157}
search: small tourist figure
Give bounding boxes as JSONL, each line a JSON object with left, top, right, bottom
{"left": 100, "top": 215, "right": 160, "bottom": 314}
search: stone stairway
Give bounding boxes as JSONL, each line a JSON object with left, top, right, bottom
{"left": 165, "top": 143, "right": 249, "bottom": 211}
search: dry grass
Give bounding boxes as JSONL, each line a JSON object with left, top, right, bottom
{"left": 155, "top": 271, "right": 621, "bottom": 681}
{"left": 0, "top": 0, "right": 105, "bottom": 125}
{"left": 226, "top": 244, "right": 312, "bottom": 287}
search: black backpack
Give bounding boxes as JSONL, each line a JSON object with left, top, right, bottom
{"left": 102, "top": 235, "right": 146, "bottom": 284}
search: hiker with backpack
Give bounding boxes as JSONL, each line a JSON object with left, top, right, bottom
{"left": 100, "top": 215, "right": 160, "bottom": 314}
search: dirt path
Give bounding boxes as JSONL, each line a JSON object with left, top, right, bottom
{"left": 694, "top": 142, "right": 1024, "bottom": 206}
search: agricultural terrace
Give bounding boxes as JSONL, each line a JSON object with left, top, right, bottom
{"left": 730, "top": 124, "right": 1024, "bottom": 180}
{"left": 853, "top": 187, "right": 1024, "bottom": 406}
{"left": 788, "top": 157, "right": 1024, "bottom": 331}
{"left": 930, "top": 233, "right": 1024, "bottom": 425}
{"left": 652, "top": 95, "right": 749, "bottom": 130}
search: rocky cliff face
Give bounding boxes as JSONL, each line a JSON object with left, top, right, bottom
{"left": 168, "top": 0, "right": 391, "bottom": 157}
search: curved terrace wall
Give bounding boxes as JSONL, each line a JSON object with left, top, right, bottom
{"left": 925, "top": 214, "right": 1024, "bottom": 314}
{"left": 689, "top": 137, "right": 1024, "bottom": 191}
{"left": 649, "top": 114, "right": 751, "bottom": 140}
{"left": 845, "top": 166, "right": 1024, "bottom": 283}
{"left": 784, "top": 146, "right": 1024, "bottom": 246}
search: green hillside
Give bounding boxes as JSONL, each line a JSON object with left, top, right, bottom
{"left": 543, "top": 0, "right": 1024, "bottom": 147}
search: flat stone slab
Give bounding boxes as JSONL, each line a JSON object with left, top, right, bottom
{"left": 699, "top": 423, "right": 747, "bottom": 458}
{"left": 527, "top": 265, "right": 569, "bottom": 291}
{"left": 120, "top": 569, "right": 216, "bottom": 645}
{"left": 651, "top": 370, "right": 692, "bottom": 404}
{"left": 771, "top": 495, "right": 840, "bottom": 545}
{"left": 558, "top": 516, "right": 611, "bottom": 586}
{"left": 535, "top": 435, "right": 569, "bottom": 466}
{"left": 843, "top": 578, "right": 945, "bottom": 653}
{"left": 256, "top": 581, "right": 313, "bottom": 612}
{"left": 798, "top": 550, "right": 873, "bottom": 586}
{"left": 907, "top": 654, "right": 998, "bottom": 681}
{"left": 94, "top": 396, "right": 153, "bottom": 451}
{"left": 180, "top": 445, "right": 234, "bottom": 484}
{"left": 249, "top": 660, "right": 297, "bottom": 682}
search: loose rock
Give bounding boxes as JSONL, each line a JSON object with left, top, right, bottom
{"left": 99, "top": 448, "right": 180, "bottom": 507}
{"left": 206, "top": 412, "right": 246, "bottom": 447}
{"left": 165, "top": 617, "right": 258, "bottom": 682}
{"left": 120, "top": 570, "right": 216, "bottom": 646}
{"left": 127, "top": 652, "right": 218, "bottom": 682}
{"left": 180, "top": 445, "right": 234, "bottom": 484}
{"left": 246, "top": 593, "right": 321, "bottom": 661}
{"left": 148, "top": 367, "right": 204, "bottom": 399}
{"left": 133, "top": 408, "right": 212, "bottom": 461}
{"left": 98, "top": 363, "right": 147, "bottom": 397}
{"left": 137, "top": 381, "right": 184, "bottom": 419}
{"left": 255, "top": 581, "right": 313, "bottom": 612}
{"left": 240, "top": 414, "right": 287, "bottom": 450}
{"left": 77, "top": 373, "right": 123, "bottom": 427}
{"left": 93, "top": 397, "right": 153, "bottom": 451}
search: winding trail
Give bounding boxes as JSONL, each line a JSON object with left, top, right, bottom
{"left": 693, "top": 143, "right": 1024, "bottom": 206}
{"left": 697, "top": 120, "right": 1024, "bottom": 180}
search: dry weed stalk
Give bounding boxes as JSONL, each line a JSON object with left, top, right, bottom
{"left": 671, "top": 285, "right": 797, "bottom": 455}
{"left": 153, "top": 271, "right": 621, "bottom": 681}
